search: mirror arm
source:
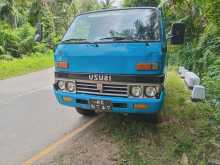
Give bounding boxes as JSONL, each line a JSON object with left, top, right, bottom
{"left": 166, "top": 34, "right": 175, "bottom": 41}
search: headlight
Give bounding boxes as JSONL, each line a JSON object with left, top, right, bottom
{"left": 57, "top": 80, "right": 65, "bottom": 90}
{"left": 66, "top": 81, "right": 76, "bottom": 92}
{"left": 130, "top": 86, "right": 142, "bottom": 97}
{"left": 145, "top": 86, "right": 157, "bottom": 97}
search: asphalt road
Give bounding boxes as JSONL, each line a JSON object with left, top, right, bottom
{"left": 0, "top": 68, "right": 91, "bottom": 165}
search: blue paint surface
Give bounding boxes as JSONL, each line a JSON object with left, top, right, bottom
{"left": 55, "top": 42, "right": 165, "bottom": 75}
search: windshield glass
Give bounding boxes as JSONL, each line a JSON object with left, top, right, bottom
{"left": 62, "top": 9, "right": 161, "bottom": 42}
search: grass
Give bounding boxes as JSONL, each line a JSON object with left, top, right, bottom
{"left": 98, "top": 70, "right": 220, "bottom": 165}
{"left": 0, "top": 52, "right": 54, "bottom": 80}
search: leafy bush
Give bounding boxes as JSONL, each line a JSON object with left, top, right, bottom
{"left": 203, "top": 59, "right": 220, "bottom": 108}
{"left": 16, "top": 23, "right": 35, "bottom": 40}
{"left": 0, "top": 28, "right": 20, "bottom": 57}
{"left": 0, "top": 23, "right": 36, "bottom": 57}
{"left": 0, "top": 45, "right": 5, "bottom": 54}
{"left": 17, "top": 23, "right": 36, "bottom": 55}
{"left": 178, "top": 26, "right": 220, "bottom": 107}
{"left": 123, "top": 0, "right": 160, "bottom": 7}
{"left": 33, "top": 43, "right": 48, "bottom": 53}
{"left": 215, "top": 109, "right": 220, "bottom": 124}
{"left": 164, "top": 0, "right": 220, "bottom": 123}
{"left": 0, "top": 54, "right": 14, "bottom": 61}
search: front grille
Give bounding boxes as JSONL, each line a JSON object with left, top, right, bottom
{"left": 76, "top": 80, "right": 128, "bottom": 97}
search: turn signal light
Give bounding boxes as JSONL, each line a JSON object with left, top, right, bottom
{"left": 63, "top": 96, "right": 73, "bottom": 103}
{"left": 134, "top": 104, "right": 149, "bottom": 110}
{"left": 136, "top": 63, "right": 159, "bottom": 71}
{"left": 56, "top": 61, "right": 69, "bottom": 69}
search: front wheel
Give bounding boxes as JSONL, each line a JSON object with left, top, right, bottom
{"left": 147, "top": 112, "right": 161, "bottom": 123}
{"left": 76, "top": 108, "right": 96, "bottom": 116}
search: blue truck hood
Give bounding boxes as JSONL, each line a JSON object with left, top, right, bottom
{"left": 55, "top": 42, "right": 165, "bottom": 75}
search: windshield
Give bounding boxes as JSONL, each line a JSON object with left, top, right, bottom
{"left": 62, "top": 9, "right": 161, "bottom": 42}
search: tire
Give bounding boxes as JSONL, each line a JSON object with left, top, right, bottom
{"left": 76, "top": 108, "right": 96, "bottom": 116}
{"left": 147, "top": 112, "right": 161, "bottom": 123}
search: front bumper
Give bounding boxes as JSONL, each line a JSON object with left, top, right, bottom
{"left": 54, "top": 88, "right": 165, "bottom": 114}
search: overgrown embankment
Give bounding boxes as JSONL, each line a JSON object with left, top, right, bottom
{"left": 164, "top": 0, "right": 220, "bottom": 111}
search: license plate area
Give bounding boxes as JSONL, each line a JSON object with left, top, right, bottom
{"left": 89, "top": 99, "right": 112, "bottom": 111}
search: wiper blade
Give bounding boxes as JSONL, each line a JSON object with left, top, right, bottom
{"left": 99, "top": 36, "right": 128, "bottom": 41}
{"left": 60, "top": 38, "right": 99, "bottom": 47}
{"left": 61, "top": 38, "right": 87, "bottom": 43}
{"left": 99, "top": 36, "right": 144, "bottom": 42}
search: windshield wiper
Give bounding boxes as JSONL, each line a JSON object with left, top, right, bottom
{"left": 99, "top": 36, "right": 151, "bottom": 46}
{"left": 60, "top": 38, "right": 87, "bottom": 43}
{"left": 60, "top": 38, "right": 99, "bottom": 47}
{"left": 99, "top": 36, "right": 128, "bottom": 41}
{"left": 99, "top": 36, "right": 146, "bottom": 42}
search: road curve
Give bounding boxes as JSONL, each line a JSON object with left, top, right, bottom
{"left": 0, "top": 68, "right": 92, "bottom": 165}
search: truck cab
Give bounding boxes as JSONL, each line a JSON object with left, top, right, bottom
{"left": 53, "top": 7, "right": 183, "bottom": 116}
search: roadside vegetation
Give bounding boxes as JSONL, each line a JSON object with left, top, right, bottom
{"left": 163, "top": 0, "right": 220, "bottom": 114}
{"left": 100, "top": 70, "right": 220, "bottom": 164}
{"left": 0, "top": 52, "right": 53, "bottom": 79}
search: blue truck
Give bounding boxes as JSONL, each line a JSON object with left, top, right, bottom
{"left": 53, "top": 7, "right": 185, "bottom": 119}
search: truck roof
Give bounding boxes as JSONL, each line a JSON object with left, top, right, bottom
{"left": 78, "top": 7, "right": 160, "bottom": 16}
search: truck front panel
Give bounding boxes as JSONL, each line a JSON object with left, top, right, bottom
{"left": 55, "top": 42, "right": 165, "bottom": 75}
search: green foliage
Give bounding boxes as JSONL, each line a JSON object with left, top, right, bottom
{"left": 0, "top": 23, "right": 38, "bottom": 57}
{"left": 124, "top": 0, "right": 160, "bottom": 7}
{"left": 52, "top": 0, "right": 77, "bottom": 36}
{"left": 0, "top": 54, "right": 14, "bottom": 61}
{"left": 163, "top": 0, "right": 205, "bottom": 41}
{"left": 206, "top": 0, "right": 220, "bottom": 29}
{"left": 29, "top": 0, "right": 55, "bottom": 41}
{"left": 203, "top": 62, "right": 220, "bottom": 108}
{"left": 33, "top": 43, "right": 49, "bottom": 53}
{"left": 100, "top": 0, "right": 115, "bottom": 8}
{"left": 0, "top": 52, "right": 53, "bottom": 80}
{"left": 0, "top": 26, "right": 20, "bottom": 57}
{"left": 174, "top": 23, "right": 220, "bottom": 109}
{"left": 164, "top": 0, "right": 220, "bottom": 111}
{"left": 79, "top": 0, "right": 101, "bottom": 12}
{"left": 0, "top": 0, "right": 18, "bottom": 28}
{"left": 17, "top": 23, "right": 36, "bottom": 55}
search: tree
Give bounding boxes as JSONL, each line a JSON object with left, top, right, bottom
{"left": 123, "top": 0, "right": 160, "bottom": 7}
{"left": 29, "top": 0, "right": 55, "bottom": 41}
{"left": 0, "top": 0, "right": 18, "bottom": 28}
{"left": 79, "top": 0, "right": 101, "bottom": 12}
{"left": 101, "top": 0, "right": 115, "bottom": 8}
{"left": 52, "top": 0, "right": 79, "bottom": 36}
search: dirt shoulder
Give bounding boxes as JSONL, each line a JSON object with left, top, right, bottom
{"left": 35, "top": 118, "right": 119, "bottom": 165}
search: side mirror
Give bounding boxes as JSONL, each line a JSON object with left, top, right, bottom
{"left": 171, "top": 23, "right": 185, "bottom": 45}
